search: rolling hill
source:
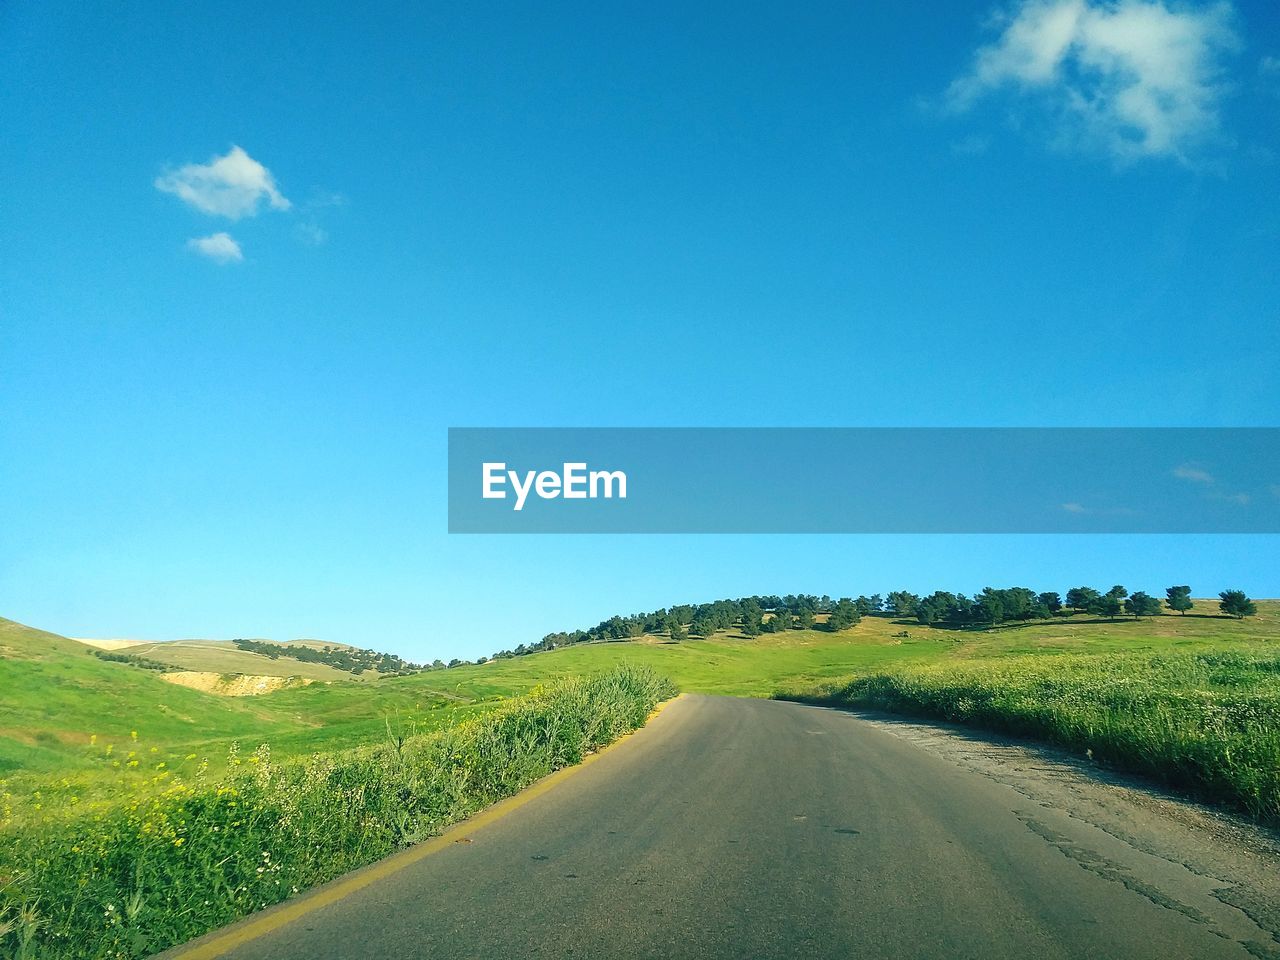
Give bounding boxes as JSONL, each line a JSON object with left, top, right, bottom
{"left": 4, "top": 600, "right": 1276, "bottom": 782}
{"left": 73, "top": 636, "right": 376, "bottom": 682}
{"left": 0, "top": 618, "right": 465, "bottom": 778}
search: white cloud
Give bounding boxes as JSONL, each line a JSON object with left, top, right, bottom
{"left": 1173, "top": 463, "right": 1215, "bottom": 484}
{"left": 1059, "top": 501, "right": 1134, "bottom": 515}
{"left": 949, "top": 0, "right": 1238, "bottom": 161}
{"left": 951, "top": 133, "right": 993, "bottom": 155}
{"left": 186, "top": 232, "right": 243, "bottom": 264}
{"left": 1261, "top": 55, "right": 1280, "bottom": 98}
{"left": 156, "top": 146, "right": 290, "bottom": 219}
{"left": 1210, "top": 490, "right": 1251, "bottom": 505}
{"left": 295, "top": 222, "right": 329, "bottom": 246}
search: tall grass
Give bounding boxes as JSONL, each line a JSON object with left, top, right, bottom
{"left": 0, "top": 666, "right": 676, "bottom": 960}
{"left": 782, "top": 650, "right": 1280, "bottom": 822}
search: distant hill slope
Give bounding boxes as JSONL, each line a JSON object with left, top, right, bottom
{"left": 98, "top": 639, "right": 369, "bottom": 682}
{"left": 69, "top": 636, "right": 374, "bottom": 681}
{"left": 0, "top": 618, "right": 304, "bottom": 775}
{"left": 0, "top": 618, "right": 460, "bottom": 778}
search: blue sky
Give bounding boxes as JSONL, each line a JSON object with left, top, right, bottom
{"left": 2, "top": 1, "right": 1278, "bottom": 660}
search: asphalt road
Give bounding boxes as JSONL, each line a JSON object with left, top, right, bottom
{"left": 172, "top": 695, "right": 1280, "bottom": 960}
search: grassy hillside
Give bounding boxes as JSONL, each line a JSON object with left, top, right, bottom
{"left": 0, "top": 619, "right": 462, "bottom": 779}
{"left": 406, "top": 599, "right": 1280, "bottom": 700}
{"left": 4, "top": 602, "right": 1276, "bottom": 781}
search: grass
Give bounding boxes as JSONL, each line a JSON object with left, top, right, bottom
{"left": 0, "top": 665, "right": 676, "bottom": 960}
{"left": 2, "top": 603, "right": 1277, "bottom": 955}
{"left": 398, "top": 600, "right": 1280, "bottom": 704}
{"left": 6, "top": 602, "right": 1278, "bottom": 778}
{"left": 780, "top": 648, "right": 1280, "bottom": 821}
{"left": 0, "top": 618, "right": 479, "bottom": 780}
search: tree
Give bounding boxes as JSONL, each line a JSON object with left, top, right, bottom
{"left": 795, "top": 606, "right": 816, "bottom": 630}
{"left": 1038, "top": 592, "right": 1063, "bottom": 615}
{"left": 886, "top": 591, "right": 919, "bottom": 617}
{"left": 691, "top": 617, "right": 716, "bottom": 639}
{"left": 668, "top": 617, "right": 688, "bottom": 642}
{"left": 1218, "top": 590, "right": 1256, "bottom": 619}
{"left": 1065, "top": 587, "right": 1100, "bottom": 615}
{"left": 1165, "top": 585, "right": 1193, "bottom": 616}
{"left": 741, "top": 613, "right": 762, "bottom": 637}
{"left": 1088, "top": 594, "right": 1123, "bottom": 620}
{"left": 975, "top": 587, "right": 1007, "bottom": 626}
{"left": 1003, "top": 587, "right": 1042, "bottom": 621}
{"left": 1124, "top": 592, "right": 1162, "bottom": 618}
{"left": 827, "top": 598, "right": 861, "bottom": 632}
{"left": 766, "top": 609, "right": 792, "bottom": 633}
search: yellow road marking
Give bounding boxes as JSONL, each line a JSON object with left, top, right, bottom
{"left": 160, "top": 695, "right": 683, "bottom": 960}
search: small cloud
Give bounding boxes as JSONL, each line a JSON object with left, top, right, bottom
{"left": 303, "top": 190, "right": 347, "bottom": 211}
{"left": 947, "top": 0, "right": 1239, "bottom": 162}
{"left": 1060, "top": 501, "right": 1134, "bottom": 516}
{"left": 1261, "top": 55, "right": 1280, "bottom": 97}
{"left": 1173, "top": 463, "right": 1215, "bottom": 485}
{"left": 291, "top": 190, "right": 346, "bottom": 245}
{"left": 1209, "top": 490, "right": 1251, "bottom": 506}
{"left": 295, "top": 222, "right": 329, "bottom": 246}
{"left": 186, "top": 232, "right": 243, "bottom": 264}
{"left": 951, "top": 133, "right": 992, "bottom": 155}
{"left": 156, "top": 146, "right": 290, "bottom": 219}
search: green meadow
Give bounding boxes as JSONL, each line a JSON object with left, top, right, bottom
{"left": 5, "top": 602, "right": 1279, "bottom": 781}
{"left": 2, "top": 602, "right": 1279, "bottom": 957}
{"left": 1, "top": 667, "right": 675, "bottom": 960}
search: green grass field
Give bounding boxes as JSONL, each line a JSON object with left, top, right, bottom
{"left": 0, "top": 667, "right": 675, "bottom": 960}
{"left": 0, "top": 619, "right": 464, "bottom": 781}
{"left": 5, "top": 603, "right": 1278, "bottom": 782}
{"left": 3, "top": 603, "right": 1278, "bottom": 957}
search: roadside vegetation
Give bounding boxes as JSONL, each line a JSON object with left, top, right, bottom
{"left": 0, "top": 666, "right": 676, "bottom": 960}
{"left": 782, "top": 650, "right": 1280, "bottom": 822}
